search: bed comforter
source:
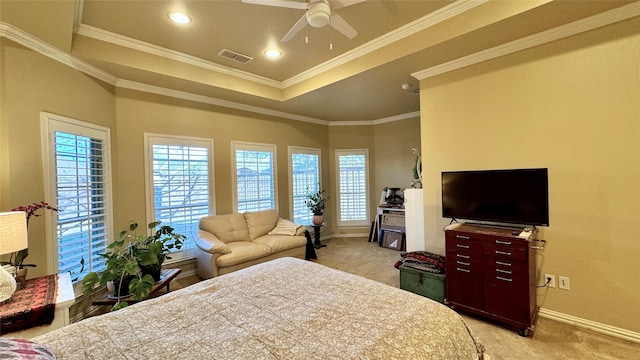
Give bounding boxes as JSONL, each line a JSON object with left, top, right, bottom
{"left": 34, "top": 257, "right": 484, "bottom": 359}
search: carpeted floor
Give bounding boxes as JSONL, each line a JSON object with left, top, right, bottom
{"left": 172, "top": 237, "right": 640, "bottom": 359}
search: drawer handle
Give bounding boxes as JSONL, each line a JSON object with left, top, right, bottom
{"left": 496, "top": 261, "right": 512, "bottom": 266}
{"left": 496, "top": 240, "right": 512, "bottom": 245}
{"left": 456, "top": 261, "right": 470, "bottom": 266}
{"left": 456, "top": 254, "right": 470, "bottom": 259}
{"left": 456, "top": 235, "right": 470, "bottom": 239}
{"left": 457, "top": 244, "right": 470, "bottom": 249}
{"left": 456, "top": 268, "right": 471, "bottom": 273}
{"left": 495, "top": 250, "right": 511, "bottom": 256}
{"left": 497, "top": 276, "right": 513, "bottom": 282}
{"left": 496, "top": 269, "right": 512, "bottom": 274}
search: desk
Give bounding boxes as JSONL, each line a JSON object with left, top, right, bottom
{"left": 92, "top": 268, "right": 181, "bottom": 306}
{"left": 1, "top": 272, "right": 75, "bottom": 339}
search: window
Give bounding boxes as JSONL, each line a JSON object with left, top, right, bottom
{"left": 144, "top": 134, "right": 214, "bottom": 261}
{"left": 335, "top": 149, "right": 369, "bottom": 227}
{"left": 232, "top": 142, "right": 277, "bottom": 212}
{"left": 41, "top": 113, "right": 113, "bottom": 284}
{"left": 289, "top": 146, "right": 321, "bottom": 225}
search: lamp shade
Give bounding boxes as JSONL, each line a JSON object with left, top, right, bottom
{"left": 0, "top": 211, "right": 28, "bottom": 255}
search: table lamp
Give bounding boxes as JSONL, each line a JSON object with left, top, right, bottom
{"left": 0, "top": 211, "right": 28, "bottom": 302}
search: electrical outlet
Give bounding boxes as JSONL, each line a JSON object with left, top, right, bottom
{"left": 545, "top": 274, "right": 555, "bottom": 288}
{"left": 559, "top": 276, "right": 570, "bottom": 290}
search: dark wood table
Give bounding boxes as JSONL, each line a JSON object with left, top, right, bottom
{"left": 92, "top": 268, "right": 181, "bottom": 306}
{"left": 312, "top": 224, "right": 326, "bottom": 248}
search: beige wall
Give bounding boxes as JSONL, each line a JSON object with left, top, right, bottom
{"left": 419, "top": 18, "right": 640, "bottom": 332}
{"left": 0, "top": 39, "right": 116, "bottom": 277}
{"left": 373, "top": 118, "right": 421, "bottom": 196}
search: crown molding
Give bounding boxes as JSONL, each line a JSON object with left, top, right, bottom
{"left": 372, "top": 111, "right": 421, "bottom": 125}
{"left": 73, "top": 0, "right": 84, "bottom": 32}
{"left": 0, "top": 22, "right": 117, "bottom": 85}
{"left": 116, "top": 79, "right": 329, "bottom": 126}
{"left": 328, "top": 111, "right": 421, "bottom": 127}
{"left": 281, "top": 0, "right": 486, "bottom": 87}
{"left": 75, "top": 24, "right": 283, "bottom": 89}
{"left": 411, "top": 1, "right": 640, "bottom": 80}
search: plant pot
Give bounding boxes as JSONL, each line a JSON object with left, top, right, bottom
{"left": 107, "top": 275, "right": 135, "bottom": 298}
{"left": 139, "top": 263, "right": 162, "bottom": 282}
{"left": 15, "top": 267, "right": 27, "bottom": 289}
{"left": 312, "top": 214, "right": 324, "bottom": 226}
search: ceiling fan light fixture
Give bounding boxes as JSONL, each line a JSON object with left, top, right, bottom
{"left": 306, "top": 1, "right": 331, "bottom": 28}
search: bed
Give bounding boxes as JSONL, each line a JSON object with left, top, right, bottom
{"left": 33, "top": 257, "right": 485, "bottom": 359}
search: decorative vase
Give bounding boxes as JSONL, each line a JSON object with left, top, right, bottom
{"left": 312, "top": 214, "right": 324, "bottom": 226}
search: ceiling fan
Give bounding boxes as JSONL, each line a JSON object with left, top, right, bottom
{"left": 242, "top": 0, "right": 366, "bottom": 42}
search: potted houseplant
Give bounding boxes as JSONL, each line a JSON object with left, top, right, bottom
{"left": 82, "top": 227, "right": 155, "bottom": 311}
{"left": 127, "top": 221, "right": 185, "bottom": 282}
{"left": 304, "top": 189, "right": 329, "bottom": 226}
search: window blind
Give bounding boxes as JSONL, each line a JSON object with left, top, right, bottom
{"left": 336, "top": 150, "right": 369, "bottom": 226}
{"left": 290, "top": 149, "right": 320, "bottom": 225}
{"left": 54, "top": 131, "right": 109, "bottom": 281}
{"left": 150, "top": 143, "right": 211, "bottom": 255}
{"left": 234, "top": 143, "right": 277, "bottom": 212}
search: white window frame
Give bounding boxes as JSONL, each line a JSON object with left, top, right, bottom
{"left": 144, "top": 134, "right": 215, "bottom": 262}
{"left": 40, "top": 112, "right": 114, "bottom": 287}
{"left": 335, "top": 149, "right": 370, "bottom": 227}
{"left": 288, "top": 146, "right": 321, "bottom": 225}
{"left": 232, "top": 141, "right": 278, "bottom": 213}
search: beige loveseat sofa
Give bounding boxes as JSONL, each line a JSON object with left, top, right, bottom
{"left": 195, "top": 209, "right": 308, "bottom": 278}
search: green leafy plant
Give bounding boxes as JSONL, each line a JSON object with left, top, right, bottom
{"left": 82, "top": 226, "right": 155, "bottom": 311}
{"left": 304, "top": 188, "right": 330, "bottom": 215}
{"left": 127, "top": 221, "right": 185, "bottom": 281}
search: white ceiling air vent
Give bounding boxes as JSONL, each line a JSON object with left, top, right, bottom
{"left": 218, "top": 49, "right": 254, "bottom": 64}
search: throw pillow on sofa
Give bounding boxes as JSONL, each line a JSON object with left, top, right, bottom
{"left": 268, "top": 218, "right": 303, "bottom": 236}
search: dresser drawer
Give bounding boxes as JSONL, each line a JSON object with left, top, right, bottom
{"left": 487, "top": 257, "right": 528, "bottom": 272}
{"left": 446, "top": 232, "right": 481, "bottom": 252}
{"left": 484, "top": 243, "right": 528, "bottom": 262}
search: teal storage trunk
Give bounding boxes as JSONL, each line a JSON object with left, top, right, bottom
{"left": 399, "top": 265, "right": 446, "bottom": 304}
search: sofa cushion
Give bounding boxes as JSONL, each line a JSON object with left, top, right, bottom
{"left": 199, "top": 213, "right": 249, "bottom": 243}
{"left": 268, "top": 218, "right": 303, "bottom": 236}
{"left": 243, "top": 209, "right": 279, "bottom": 240}
{"left": 216, "top": 242, "right": 271, "bottom": 268}
{"left": 253, "top": 235, "right": 307, "bottom": 253}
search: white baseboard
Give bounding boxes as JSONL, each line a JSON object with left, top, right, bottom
{"left": 538, "top": 308, "right": 640, "bottom": 344}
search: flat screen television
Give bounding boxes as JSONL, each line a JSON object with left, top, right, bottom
{"left": 442, "top": 168, "right": 549, "bottom": 226}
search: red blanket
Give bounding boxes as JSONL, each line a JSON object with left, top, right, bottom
{"left": 0, "top": 274, "right": 57, "bottom": 335}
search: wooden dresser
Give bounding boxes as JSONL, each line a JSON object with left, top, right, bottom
{"left": 445, "top": 223, "right": 538, "bottom": 336}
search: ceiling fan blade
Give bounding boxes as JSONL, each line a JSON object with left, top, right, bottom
{"left": 330, "top": 13, "right": 358, "bottom": 39}
{"left": 281, "top": 14, "right": 309, "bottom": 42}
{"left": 330, "top": 0, "right": 367, "bottom": 10}
{"left": 241, "top": 0, "right": 308, "bottom": 10}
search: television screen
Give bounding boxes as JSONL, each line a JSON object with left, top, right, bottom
{"left": 442, "top": 168, "right": 549, "bottom": 226}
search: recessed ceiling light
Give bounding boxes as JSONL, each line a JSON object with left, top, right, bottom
{"left": 169, "top": 12, "right": 191, "bottom": 24}
{"left": 264, "top": 49, "right": 282, "bottom": 58}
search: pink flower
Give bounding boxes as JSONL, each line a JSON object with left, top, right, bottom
{"left": 11, "top": 201, "right": 58, "bottom": 226}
